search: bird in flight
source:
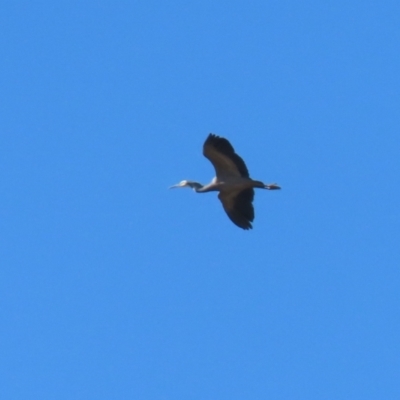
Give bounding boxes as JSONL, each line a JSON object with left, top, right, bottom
{"left": 170, "top": 133, "right": 280, "bottom": 230}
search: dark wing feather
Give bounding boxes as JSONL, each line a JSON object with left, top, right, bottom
{"left": 218, "top": 189, "right": 255, "bottom": 230}
{"left": 203, "top": 134, "right": 250, "bottom": 178}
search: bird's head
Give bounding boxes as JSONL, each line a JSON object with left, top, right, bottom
{"left": 169, "top": 180, "right": 203, "bottom": 191}
{"left": 169, "top": 180, "right": 190, "bottom": 189}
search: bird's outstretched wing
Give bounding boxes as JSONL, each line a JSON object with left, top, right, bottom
{"left": 203, "top": 134, "right": 250, "bottom": 179}
{"left": 218, "top": 188, "right": 255, "bottom": 230}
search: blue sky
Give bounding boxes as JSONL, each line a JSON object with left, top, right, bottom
{"left": 1, "top": 1, "right": 399, "bottom": 399}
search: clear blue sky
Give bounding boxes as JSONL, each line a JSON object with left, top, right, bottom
{"left": 1, "top": 2, "right": 399, "bottom": 399}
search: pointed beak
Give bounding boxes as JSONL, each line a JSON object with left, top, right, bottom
{"left": 169, "top": 183, "right": 181, "bottom": 189}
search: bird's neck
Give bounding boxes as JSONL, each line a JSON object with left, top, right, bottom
{"left": 187, "top": 181, "right": 204, "bottom": 191}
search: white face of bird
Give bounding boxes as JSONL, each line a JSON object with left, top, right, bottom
{"left": 169, "top": 180, "right": 189, "bottom": 189}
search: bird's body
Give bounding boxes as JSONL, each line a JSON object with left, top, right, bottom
{"left": 170, "top": 134, "right": 280, "bottom": 229}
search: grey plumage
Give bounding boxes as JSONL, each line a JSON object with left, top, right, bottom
{"left": 170, "top": 134, "right": 280, "bottom": 229}
{"left": 203, "top": 134, "right": 250, "bottom": 178}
